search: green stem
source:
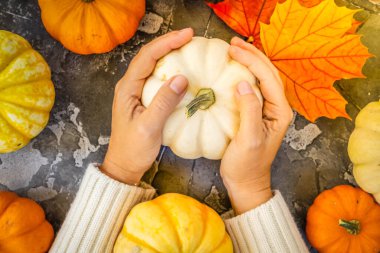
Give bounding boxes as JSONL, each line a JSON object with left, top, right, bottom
{"left": 186, "top": 88, "right": 215, "bottom": 118}
{"left": 338, "top": 219, "right": 360, "bottom": 235}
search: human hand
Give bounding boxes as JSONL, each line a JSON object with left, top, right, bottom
{"left": 101, "top": 28, "right": 194, "bottom": 185}
{"left": 221, "top": 37, "right": 293, "bottom": 214}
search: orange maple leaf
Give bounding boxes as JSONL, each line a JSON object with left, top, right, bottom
{"left": 206, "top": 0, "right": 278, "bottom": 49}
{"left": 261, "top": 0, "right": 371, "bottom": 121}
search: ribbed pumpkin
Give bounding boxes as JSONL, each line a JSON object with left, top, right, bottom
{"left": 142, "top": 37, "right": 262, "bottom": 160}
{"left": 38, "top": 0, "right": 146, "bottom": 55}
{"left": 0, "top": 191, "right": 54, "bottom": 253}
{"left": 0, "top": 30, "right": 55, "bottom": 153}
{"left": 114, "top": 193, "right": 233, "bottom": 253}
{"left": 306, "top": 185, "right": 380, "bottom": 253}
{"left": 348, "top": 100, "right": 380, "bottom": 203}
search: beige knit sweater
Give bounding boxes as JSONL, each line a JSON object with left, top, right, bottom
{"left": 49, "top": 164, "right": 308, "bottom": 253}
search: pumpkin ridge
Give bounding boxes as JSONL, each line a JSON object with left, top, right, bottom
{"left": 212, "top": 234, "right": 231, "bottom": 251}
{"left": 0, "top": 192, "right": 18, "bottom": 217}
{"left": 0, "top": 93, "right": 54, "bottom": 112}
{"left": 120, "top": 232, "right": 160, "bottom": 253}
{"left": 98, "top": 0, "right": 138, "bottom": 17}
{"left": 318, "top": 235, "right": 347, "bottom": 252}
{"left": 0, "top": 198, "right": 47, "bottom": 240}
{"left": 0, "top": 108, "right": 31, "bottom": 139}
{"left": 0, "top": 46, "right": 30, "bottom": 78}
{"left": 356, "top": 231, "right": 380, "bottom": 251}
{"left": 91, "top": 4, "right": 119, "bottom": 45}
{"left": 192, "top": 204, "right": 209, "bottom": 252}
{"left": 151, "top": 200, "right": 182, "bottom": 251}
{"left": 0, "top": 99, "right": 52, "bottom": 115}
{"left": 208, "top": 108, "right": 234, "bottom": 139}
{"left": 0, "top": 49, "right": 51, "bottom": 90}
{"left": 311, "top": 203, "right": 342, "bottom": 221}
{"left": 331, "top": 186, "right": 352, "bottom": 216}
{"left": 0, "top": 215, "right": 47, "bottom": 241}
{"left": 49, "top": 2, "right": 80, "bottom": 40}
{"left": 0, "top": 102, "right": 48, "bottom": 138}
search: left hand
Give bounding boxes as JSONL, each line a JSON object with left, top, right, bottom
{"left": 220, "top": 37, "right": 293, "bottom": 214}
{"left": 101, "top": 28, "right": 194, "bottom": 185}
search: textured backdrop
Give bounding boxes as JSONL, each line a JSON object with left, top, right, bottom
{"left": 0, "top": 0, "right": 379, "bottom": 251}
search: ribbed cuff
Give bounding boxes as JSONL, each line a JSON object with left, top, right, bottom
{"left": 49, "top": 164, "right": 156, "bottom": 253}
{"left": 224, "top": 191, "right": 308, "bottom": 253}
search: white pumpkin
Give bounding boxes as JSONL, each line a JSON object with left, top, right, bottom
{"left": 142, "top": 37, "right": 263, "bottom": 159}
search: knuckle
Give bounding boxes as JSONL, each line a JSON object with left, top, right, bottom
{"left": 136, "top": 124, "right": 154, "bottom": 139}
{"left": 154, "top": 94, "right": 172, "bottom": 112}
{"left": 244, "top": 139, "right": 264, "bottom": 151}
{"left": 138, "top": 45, "right": 150, "bottom": 56}
{"left": 243, "top": 96, "right": 261, "bottom": 112}
{"left": 283, "top": 108, "right": 294, "bottom": 125}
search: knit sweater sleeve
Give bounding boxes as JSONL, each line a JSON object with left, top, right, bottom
{"left": 224, "top": 191, "right": 309, "bottom": 253}
{"left": 49, "top": 164, "right": 156, "bottom": 253}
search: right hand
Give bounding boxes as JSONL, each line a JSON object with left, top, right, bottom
{"left": 101, "top": 29, "right": 193, "bottom": 185}
{"left": 220, "top": 37, "right": 293, "bottom": 214}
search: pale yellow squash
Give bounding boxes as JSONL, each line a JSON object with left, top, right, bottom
{"left": 348, "top": 100, "right": 380, "bottom": 203}
{"left": 114, "top": 193, "right": 233, "bottom": 253}
{"left": 142, "top": 37, "right": 263, "bottom": 160}
{"left": 0, "top": 30, "right": 55, "bottom": 153}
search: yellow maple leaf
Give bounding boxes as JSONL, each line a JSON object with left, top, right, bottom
{"left": 261, "top": 0, "right": 372, "bottom": 122}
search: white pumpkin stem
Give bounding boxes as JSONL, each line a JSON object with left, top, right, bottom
{"left": 338, "top": 219, "right": 361, "bottom": 235}
{"left": 186, "top": 88, "right": 215, "bottom": 118}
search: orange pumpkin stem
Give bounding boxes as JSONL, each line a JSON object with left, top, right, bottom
{"left": 247, "top": 36, "right": 254, "bottom": 43}
{"left": 339, "top": 219, "right": 361, "bottom": 235}
{"left": 82, "top": 0, "right": 95, "bottom": 2}
{"left": 186, "top": 88, "right": 215, "bottom": 118}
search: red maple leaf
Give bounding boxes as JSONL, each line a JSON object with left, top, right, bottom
{"left": 206, "top": 0, "right": 278, "bottom": 49}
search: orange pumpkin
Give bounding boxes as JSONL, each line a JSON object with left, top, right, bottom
{"left": 38, "top": 0, "right": 146, "bottom": 55}
{"left": 306, "top": 185, "right": 380, "bottom": 253}
{"left": 0, "top": 191, "right": 54, "bottom": 253}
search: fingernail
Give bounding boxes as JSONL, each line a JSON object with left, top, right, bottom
{"left": 170, "top": 75, "right": 188, "bottom": 94}
{"left": 237, "top": 81, "right": 253, "bottom": 95}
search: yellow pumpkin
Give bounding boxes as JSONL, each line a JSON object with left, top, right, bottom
{"left": 0, "top": 30, "right": 55, "bottom": 153}
{"left": 0, "top": 191, "right": 54, "bottom": 253}
{"left": 114, "top": 193, "right": 233, "bottom": 253}
{"left": 38, "top": 0, "right": 146, "bottom": 55}
{"left": 348, "top": 100, "right": 380, "bottom": 203}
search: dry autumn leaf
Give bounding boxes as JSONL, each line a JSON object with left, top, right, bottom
{"left": 261, "top": 0, "right": 371, "bottom": 121}
{"left": 206, "top": 0, "right": 325, "bottom": 49}
{"left": 206, "top": 0, "right": 278, "bottom": 49}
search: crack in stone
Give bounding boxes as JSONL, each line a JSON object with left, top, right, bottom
{"left": 203, "top": 12, "right": 214, "bottom": 37}
{"left": 187, "top": 160, "right": 196, "bottom": 195}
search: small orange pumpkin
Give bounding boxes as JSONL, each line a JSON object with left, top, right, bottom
{"left": 38, "top": 0, "right": 146, "bottom": 55}
{"left": 306, "top": 185, "right": 380, "bottom": 253}
{"left": 0, "top": 191, "right": 54, "bottom": 253}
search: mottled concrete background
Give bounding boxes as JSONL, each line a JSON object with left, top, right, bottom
{"left": 0, "top": 0, "right": 379, "bottom": 251}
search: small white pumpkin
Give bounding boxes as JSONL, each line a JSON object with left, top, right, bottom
{"left": 142, "top": 37, "right": 263, "bottom": 159}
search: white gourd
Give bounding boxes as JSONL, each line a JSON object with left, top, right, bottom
{"left": 142, "top": 37, "right": 263, "bottom": 159}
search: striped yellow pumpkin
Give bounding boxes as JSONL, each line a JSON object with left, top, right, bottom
{"left": 114, "top": 193, "right": 233, "bottom": 253}
{"left": 0, "top": 30, "right": 55, "bottom": 153}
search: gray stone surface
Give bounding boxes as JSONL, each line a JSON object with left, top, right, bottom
{"left": 0, "top": 0, "right": 379, "bottom": 251}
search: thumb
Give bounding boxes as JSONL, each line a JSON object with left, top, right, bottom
{"left": 236, "top": 81, "right": 263, "bottom": 137}
{"left": 144, "top": 75, "right": 188, "bottom": 128}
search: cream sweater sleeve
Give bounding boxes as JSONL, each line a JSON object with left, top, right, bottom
{"left": 224, "top": 191, "right": 309, "bottom": 253}
{"left": 49, "top": 164, "right": 156, "bottom": 253}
